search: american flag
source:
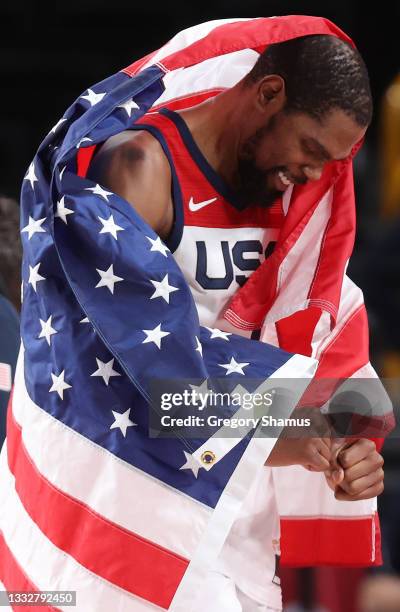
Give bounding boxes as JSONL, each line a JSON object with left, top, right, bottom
{"left": 0, "top": 17, "right": 322, "bottom": 612}
{"left": 0, "top": 15, "right": 394, "bottom": 611}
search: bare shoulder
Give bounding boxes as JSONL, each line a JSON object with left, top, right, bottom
{"left": 87, "top": 129, "right": 173, "bottom": 238}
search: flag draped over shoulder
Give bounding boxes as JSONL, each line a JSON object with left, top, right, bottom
{"left": 0, "top": 16, "right": 324, "bottom": 612}
{"left": 0, "top": 14, "right": 394, "bottom": 612}
{"left": 120, "top": 14, "right": 394, "bottom": 567}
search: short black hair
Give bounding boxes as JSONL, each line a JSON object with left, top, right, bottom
{"left": 245, "top": 34, "right": 372, "bottom": 126}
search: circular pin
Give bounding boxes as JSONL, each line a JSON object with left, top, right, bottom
{"left": 201, "top": 450, "right": 216, "bottom": 465}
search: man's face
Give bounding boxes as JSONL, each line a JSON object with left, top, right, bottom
{"left": 235, "top": 108, "right": 367, "bottom": 207}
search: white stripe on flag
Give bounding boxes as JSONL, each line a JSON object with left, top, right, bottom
{"left": 0, "top": 445, "right": 161, "bottom": 612}
{"left": 142, "top": 18, "right": 254, "bottom": 72}
{"left": 272, "top": 464, "right": 377, "bottom": 517}
{"left": 314, "top": 274, "right": 364, "bottom": 360}
{"left": 264, "top": 188, "right": 333, "bottom": 325}
{"left": 170, "top": 356, "right": 317, "bottom": 611}
{"left": 156, "top": 48, "right": 259, "bottom": 107}
{"left": 11, "top": 349, "right": 210, "bottom": 560}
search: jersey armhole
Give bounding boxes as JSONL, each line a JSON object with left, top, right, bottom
{"left": 128, "top": 124, "right": 184, "bottom": 253}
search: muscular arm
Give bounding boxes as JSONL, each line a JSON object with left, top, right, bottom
{"left": 87, "top": 130, "right": 174, "bottom": 239}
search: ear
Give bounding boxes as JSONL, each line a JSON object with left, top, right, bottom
{"left": 256, "top": 75, "right": 286, "bottom": 114}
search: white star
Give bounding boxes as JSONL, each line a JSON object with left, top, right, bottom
{"left": 28, "top": 263, "right": 45, "bottom": 292}
{"left": 50, "top": 118, "right": 67, "bottom": 134}
{"left": 179, "top": 451, "right": 203, "bottom": 478}
{"left": 91, "top": 358, "right": 121, "bottom": 385}
{"left": 80, "top": 316, "right": 90, "bottom": 323}
{"left": 98, "top": 214, "right": 124, "bottom": 240}
{"left": 95, "top": 264, "right": 124, "bottom": 294}
{"left": 38, "top": 315, "right": 57, "bottom": 345}
{"left": 189, "top": 379, "right": 210, "bottom": 408}
{"left": 117, "top": 99, "right": 140, "bottom": 117}
{"left": 142, "top": 323, "right": 170, "bottom": 349}
{"left": 85, "top": 184, "right": 113, "bottom": 201}
{"left": 110, "top": 408, "right": 136, "bottom": 438}
{"left": 76, "top": 137, "right": 93, "bottom": 149}
{"left": 206, "top": 327, "right": 232, "bottom": 341}
{"left": 195, "top": 336, "right": 203, "bottom": 356}
{"left": 55, "top": 196, "right": 74, "bottom": 224}
{"left": 49, "top": 370, "right": 72, "bottom": 400}
{"left": 24, "top": 163, "right": 38, "bottom": 189}
{"left": 150, "top": 274, "right": 179, "bottom": 303}
{"left": 81, "top": 88, "right": 106, "bottom": 106}
{"left": 219, "top": 357, "right": 250, "bottom": 376}
{"left": 146, "top": 235, "right": 169, "bottom": 257}
{"left": 59, "top": 165, "right": 67, "bottom": 181}
{"left": 21, "top": 216, "right": 46, "bottom": 240}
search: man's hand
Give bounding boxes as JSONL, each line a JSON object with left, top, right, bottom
{"left": 326, "top": 439, "right": 384, "bottom": 501}
{"left": 265, "top": 409, "right": 335, "bottom": 471}
{"left": 266, "top": 437, "right": 332, "bottom": 471}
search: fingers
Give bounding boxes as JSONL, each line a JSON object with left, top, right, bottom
{"left": 337, "top": 466, "right": 385, "bottom": 497}
{"left": 324, "top": 438, "right": 347, "bottom": 484}
{"left": 304, "top": 439, "right": 331, "bottom": 471}
{"left": 326, "top": 440, "right": 384, "bottom": 500}
{"left": 337, "top": 438, "right": 376, "bottom": 469}
{"left": 317, "top": 437, "right": 333, "bottom": 462}
{"left": 330, "top": 438, "right": 350, "bottom": 467}
{"left": 341, "top": 452, "right": 384, "bottom": 482}
{"left": 324, "top": 469, "right": 344, "bottom": 490}
{"left": 330, "top": 468, "right": 345, "bottom": 485}
{"left": 334, "top": 476, "right": 384, "bottom": 501}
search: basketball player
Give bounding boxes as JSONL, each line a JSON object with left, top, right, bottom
{"left": 88, "top": 34, "right": 384, "bottom": 611}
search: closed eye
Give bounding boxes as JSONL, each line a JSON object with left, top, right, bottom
{"left": 301, "top": 138, "right": 331, "bottom": 162}
{"left": 303, "top": 145, "right": 328, "bottom": 162}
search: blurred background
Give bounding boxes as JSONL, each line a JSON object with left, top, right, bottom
{"left": 1, "top": 2, "right": 399, "bottom": 611}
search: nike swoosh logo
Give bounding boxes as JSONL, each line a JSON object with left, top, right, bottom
{"left": 188, "top": 196, "right": 218, "bottom": 212}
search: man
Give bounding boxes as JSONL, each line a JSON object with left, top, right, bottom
{"left": 0, "top": 16, "right": 390, "bottom": 612}
{"left": 87, "top": 32, "right": 384, "bottom": 611}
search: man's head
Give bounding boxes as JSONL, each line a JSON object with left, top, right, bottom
{"left": 235, "top": 34, "right": 372, "bottom": 207}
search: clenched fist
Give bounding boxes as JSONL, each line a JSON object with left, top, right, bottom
{"left": 325, "top": 438, "right": 384, "bottom": 501}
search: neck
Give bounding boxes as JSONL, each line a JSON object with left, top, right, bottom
{"left": 178, "top": 82, "right": 250, "bottom": 185}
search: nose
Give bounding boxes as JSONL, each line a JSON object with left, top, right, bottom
{"left": 303, "top": 165, "right": 323, "bottom": 182}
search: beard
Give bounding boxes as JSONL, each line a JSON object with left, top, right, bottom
{"left": 235, "top": 157, "right": 284, "bottom": 209}
{"left": 234, "top": 117, "right": 287, "bottom": 209}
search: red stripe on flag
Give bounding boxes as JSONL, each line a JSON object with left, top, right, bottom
{"left": 280, "top": 516, "right": 381, "bottom": 567}
{"left": 276, "top": 307, "right": 323, "bottom": 357}
{"left": 76, "top": 145, "right": 97, "bottom": 178}
{"left": 152, "top": 89, "right": 224, "bottom": 112}
{"left": 6, "top": 409, "right": 189, "bottom": 609}
{"left": 0, "top": 532, "right": 58, "bottom": 612}
{"left": 161, "top": 16, "right": 354, "bottom": 72}
{"left": 316, "top": 305, "right": 368, "bottom": 379}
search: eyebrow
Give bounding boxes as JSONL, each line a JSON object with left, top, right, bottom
{"left": 302, "top": 137, "right": 333, "bottom": 161}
